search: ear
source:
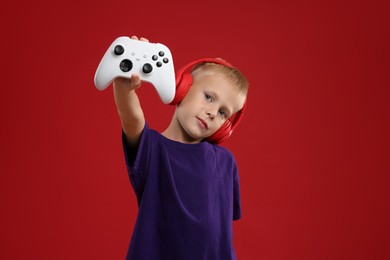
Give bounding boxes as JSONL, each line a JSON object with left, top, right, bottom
{"left": 170, "top": 73, "right": 193, "bottom": 105}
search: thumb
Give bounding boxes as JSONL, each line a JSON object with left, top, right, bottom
{"left": 131, "top": 74, "right": 142, "bottom": 89}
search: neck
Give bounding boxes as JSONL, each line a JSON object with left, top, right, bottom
{"left": 162, "top": 118, "right": 200, "bottom": 144}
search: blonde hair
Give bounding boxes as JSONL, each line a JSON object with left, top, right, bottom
{"left": 191, "top": 62, "right": 249, "bottom": 96}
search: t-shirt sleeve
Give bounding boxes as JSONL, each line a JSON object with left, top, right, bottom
{"left": 122, "top": 122, "right": 150, "bottom": 205}
{"left": 233, "top": 164, "right": 242, "bottom": 220}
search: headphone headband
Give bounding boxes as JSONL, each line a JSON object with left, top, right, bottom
{"left": 176, "top": 57, "right": 233, "bottom": 74}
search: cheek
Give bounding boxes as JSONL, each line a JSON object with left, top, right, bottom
{"left": 177, "top": 104, "right": 193, "bottom": 120}
{"left": 213, "top": 118, "right": 227, "bottom": 130}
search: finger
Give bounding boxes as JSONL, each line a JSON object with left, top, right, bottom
{"left": 131, "top": 74, "right": 141, "bottom": 86}
{"left": 130, "top": 35, "right": 139, "bottom": 40}
{"left": 140, "top": 37, "right": 149, "bottom": 42}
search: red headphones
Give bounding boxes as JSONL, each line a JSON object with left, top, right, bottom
{"left": 170, "top": 58, "right": 246, "bottom": 144}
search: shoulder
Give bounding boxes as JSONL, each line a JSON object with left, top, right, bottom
{"left": 209, "top": 143, "right": 237, "bottom": 165}
{"left": 211, "top": 143, "right": 234, "bottom": 156}
{"left": 142, "top": 123, "right": 165, "bottom": 143}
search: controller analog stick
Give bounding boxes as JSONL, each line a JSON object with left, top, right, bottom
{"left": 142, "top": 63, "right": 153, "bottom": 74}
{"left": 114, "top": 45, "right": 124, "bottom": 55}
{"left": 120, "top": 59, "right": 133, "bottom": 72}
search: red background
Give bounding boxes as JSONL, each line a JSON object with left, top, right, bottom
{"left": 1, "top": 0, "right": 389, "bottom": 259}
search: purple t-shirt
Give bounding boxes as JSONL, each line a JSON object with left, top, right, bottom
{"left": 122, "top": 123, "right": 242, "bottom": 260}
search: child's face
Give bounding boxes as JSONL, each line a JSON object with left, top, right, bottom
{"left": 175, "top": 72, "right": 246, "bottom": 143}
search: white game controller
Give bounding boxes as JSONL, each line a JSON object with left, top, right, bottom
{"left": 94, "top": 36, "right": 176, "bottom": 104}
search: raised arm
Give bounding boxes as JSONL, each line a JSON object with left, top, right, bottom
{"left": 113, "top": 36, "right": 148, "bottom": 147}
{"left": 113, "top": 75, "right": 145, "bottom": 147}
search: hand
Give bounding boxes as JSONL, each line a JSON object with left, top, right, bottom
{"left": 113, "top": 35, "right": 149, "bottom": 92}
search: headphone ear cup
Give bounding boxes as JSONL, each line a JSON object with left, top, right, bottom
{"left": 206, "top": 120, "right": 233, "bottom": 144}
{"left": 170, "top": 73, "right": 193, "bottom": 105}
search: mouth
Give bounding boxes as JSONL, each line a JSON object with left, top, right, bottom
{"left": 196, "top": 117, "right": 208, "bottom": 130}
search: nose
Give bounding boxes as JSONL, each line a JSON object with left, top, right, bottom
{"left": 205, "top": 103, "right": 219, "bottom": 119}
{"left": 206, "top": 109, "right": 216, "bottom": 119}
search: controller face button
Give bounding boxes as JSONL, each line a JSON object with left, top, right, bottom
{"left": 114, "top": 45, "right": 125, "bottom": 55}
{"left": 158, "top": 51, "right": 165, "bottom": 57}
{"left": 163, "top": 58, "right": 169, "bottom": 63}
{"left": 142, "top": 63, "right": 153, "bottom": 74}
{"left": 152, "top": 55, "right": 158, "bottom": 61}
{"left": 120, "top": 59, "right": 133, "bottom": 72}
{"left": 156, "top": 61, "right": 162, "bottom": 67}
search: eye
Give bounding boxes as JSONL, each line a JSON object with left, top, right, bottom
{"left": 204, "top": 93, "right": 213, "bottom": 101}
{"left": 218, "top": 109, "right": 226, "bottom": 117}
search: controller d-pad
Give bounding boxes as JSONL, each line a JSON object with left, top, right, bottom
{"left": 114, "top": 45, "right": 124, "bottom": 55}
{"left": 142, "top": 63, "right": 153, "bottom": 74}
{"left": 120, "top": 59, "right": 133, "bottom": 72}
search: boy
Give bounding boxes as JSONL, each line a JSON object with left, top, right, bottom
{"left": 113, "top": 36, "right": 249, "bottom": 259}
